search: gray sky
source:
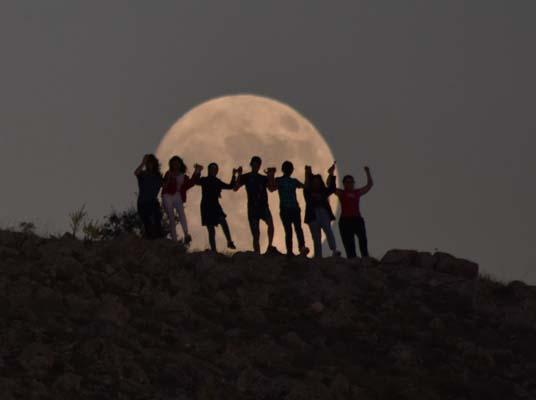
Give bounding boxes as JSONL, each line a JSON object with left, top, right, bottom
{"left": 1, "top": 1, "right": 534, "bottom": 282}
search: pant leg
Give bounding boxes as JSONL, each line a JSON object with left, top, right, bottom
{"left": 219, "top": 217, "right": 233, "bottom": 243}
{"left": 280, "top": 208, "right": 294, "bottom": 254}
{"left": 207, "top": 226, "right": 216, "bottom": 251}
{"left": 162, "top": 195, "right": 177, "bottom": 241}
{"left": 316, "top": 208, "right": 337, "bottom": 251}
{"left": 153, "top": 202, "right": 164, "bottom": 238}
{"left": 173, "top": 194, "right": 189, "bottom": 236}
{"left": 308, "top": 221, "right": 322, "bottom": 258}
{"left": 248, "top": 212, "right": 261, "bottom": 252}
{"left": 355, "top": 217, "right": 369, "bottom": 257}
{"left": 291, "top": 208, "right": 306, "bottom": 249}
{"left": 137, "top": 201, "right": 151, "bottom": 238}
{"left": 339, "top": 217, "right": 357, "bottom": 258}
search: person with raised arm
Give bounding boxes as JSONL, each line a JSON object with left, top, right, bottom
{"left": 134, "top": 154, "right": 164, "bottom": 239}
{"left": 335, "top": 166, "right": 374, "bottom": 258}
{"left": 234, "top": 156, "right": 275, "bottom": 254}
{"left": 194, "top": 162, "right": 237, "bottom": 252}
{"left": 267, "top": 161, "right": 309, "bottom": 256}
{"left": 303, "top": 162, "right": 340, "bottom": 258}
{"left": 161, "top": 156, "right": 197, "bottom": 245}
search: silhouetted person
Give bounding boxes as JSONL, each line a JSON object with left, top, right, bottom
{"left": 234, "top": 156, "right": 275, "bottom": 253}
{"left": 304, "top": 163, "right": 340, "bottom": 258}
{"left": 134, "top": 154, "right": 163, "bottom": 239}
{"left": 162, "top": 156, "right": 196, "bottom": 244}
{"left": 336, "top": 167, "right": 374, "bottom": 258}
{"left": 193, "top": 163, "right": 237, "bottom": 252}
{"left": 268, "top": 161, "right": 309, "bottom": 256}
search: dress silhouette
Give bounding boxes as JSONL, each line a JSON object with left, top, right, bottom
{"left": 194, "top": 163, "right": 236, "bottom": 251}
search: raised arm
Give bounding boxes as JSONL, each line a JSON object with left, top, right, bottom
{"left": 184, "top": 164, "right": 203, "bottom": 190}
{"left": 134, "top": 155, "right": 148, "bottom": 176}
{"left": 358, "top": 166, "right": 374, "bottom": 195}
{"left": 304, "top": 165, "right": 313, "bottom": 189}
{"left": 233, "top": 166, "right": 244, "bottom": 191}
{"left": 326, "top": 162, "right": 337, "bottom": 195}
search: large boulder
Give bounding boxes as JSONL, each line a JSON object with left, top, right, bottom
{"left": 434, "top": 252, "right": 479, "bottom": 279}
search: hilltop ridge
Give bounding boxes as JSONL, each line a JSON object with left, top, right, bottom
{"left": 0, "top": 230, "right": 535, "bottom": 399}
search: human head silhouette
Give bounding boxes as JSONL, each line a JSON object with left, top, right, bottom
{"left": 145, "top": 154, "right": 160, "bottom": 175}
{"left": 281, "top": 161, "right": 294, "bottom": 176}
{"left": 311, "top": 174, "right": 326, "bottom": 192}
{"left": 343, "top": 175, "right": 355, "bottom": 190}
{"left": 250, "top": 156, "right": 262, "bottom": 173}
{"left": 208, "top": 162, "right": 219, "bottom": 177}
{"left": 169, "top": 156, "right": 186, "bottom": 174}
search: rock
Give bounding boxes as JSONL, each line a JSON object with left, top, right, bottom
{"left": 416, "top": 251, "right": 436, "bottom": 269}
{"left": 434, "top": 252, "right": 479, "bottom": 279}
{"left": 381, "top": 249, "right": 418, "bottom": 266}
{"left": 55, "top": 256, "right": 85, "bottom": 281}
{"left": 361, "top": 256, "right": 379, "bottom": 268}
{"left": 18, "top": 343, "right": 55, "bottom": 374}
{"left": 0, "top": 245, "right": 18, "bottom": 259}
{"left": 96, "top": 295, "right": 130, "bottom": 326}
{"left": 311, "top": 301, "right": 325, "bottom": 313}
{"left": 54, "top": 372, "right": 82, "bottom": 393}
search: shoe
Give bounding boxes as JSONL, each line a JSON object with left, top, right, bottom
{"left": 184, "top": 234, "right": 192, "bottom": 245}
{"left": 332, "top": 250, "right": 341, "bottom": 257}
{"left": 227, "top": 241, "right": 236, "bottom": 250}
{"left": 299, "top": 246, "right": 310, "bottom": 256}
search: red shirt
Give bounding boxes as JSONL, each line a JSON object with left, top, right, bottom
{"left": 338, "top": 189, "right": 361, "bottom": 217}
{"left": 162, "top": 172, "right": 197, "bottom": 202}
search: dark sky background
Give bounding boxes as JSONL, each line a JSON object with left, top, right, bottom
{"left": 1, "top": 1, "right": 534, "bottom": 282}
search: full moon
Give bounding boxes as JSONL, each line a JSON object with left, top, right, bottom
{"left": 156, "top": 94, "right": 337, "bottom": 253}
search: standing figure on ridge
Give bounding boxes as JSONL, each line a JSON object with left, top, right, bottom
{"left": 134, "top": 154, "right": 164, "bottom": 239}
{"left": 268, "top": 161, "right": 309, "bottom": 256}
{"left": 234, "top": 156, "right": 276, "bottom": 254}
{"left": 162, "top": 156, "right": 197, "bottom": 244}
{"left": 304, "top": 163, "right": 341, "bottom": 258}
{"left": 335, "top": 167, "right": 374, "bottom": 258}
{"left": 193, "top": 162, "right": 237, "bottom": 252}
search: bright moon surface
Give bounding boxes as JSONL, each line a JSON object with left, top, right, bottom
{"left": 156, "top": 94, "right": 337, "bottom": 253}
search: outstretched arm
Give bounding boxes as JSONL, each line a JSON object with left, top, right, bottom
{"left": 221, "top": 169, "right": 238, "bottom": 190}
{"left": 358, "top": 166, "right": 374, "bottom": 195}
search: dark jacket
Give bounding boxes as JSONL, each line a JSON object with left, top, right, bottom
{"left": 304, "top": 174, "right": 336, "bottom": 223}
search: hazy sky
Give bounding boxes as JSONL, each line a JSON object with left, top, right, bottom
{"left": 1, "top": 1, "right": 534, "bottom": 283}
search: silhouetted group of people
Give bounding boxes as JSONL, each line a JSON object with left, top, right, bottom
{"left": 135, "top": 154, "right": 373, "bottom": 259}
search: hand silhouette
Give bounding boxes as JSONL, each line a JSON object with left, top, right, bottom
{"left": 328, "top": 161, "right": 336, "bottom": 175}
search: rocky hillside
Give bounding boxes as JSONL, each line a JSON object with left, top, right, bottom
{"left": 1, "top": 230, "right": 536, "bottom": 400}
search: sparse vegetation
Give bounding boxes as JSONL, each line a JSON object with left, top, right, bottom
{"left": 68, "top": 205, "right": 88, "bottom": 238}
{"left": 18, "top": 221, "right": 36, "bottom": 235}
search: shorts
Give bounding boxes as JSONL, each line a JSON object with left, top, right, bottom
{"left": 248, "top": 206, "right": 273, "bottom": 235}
